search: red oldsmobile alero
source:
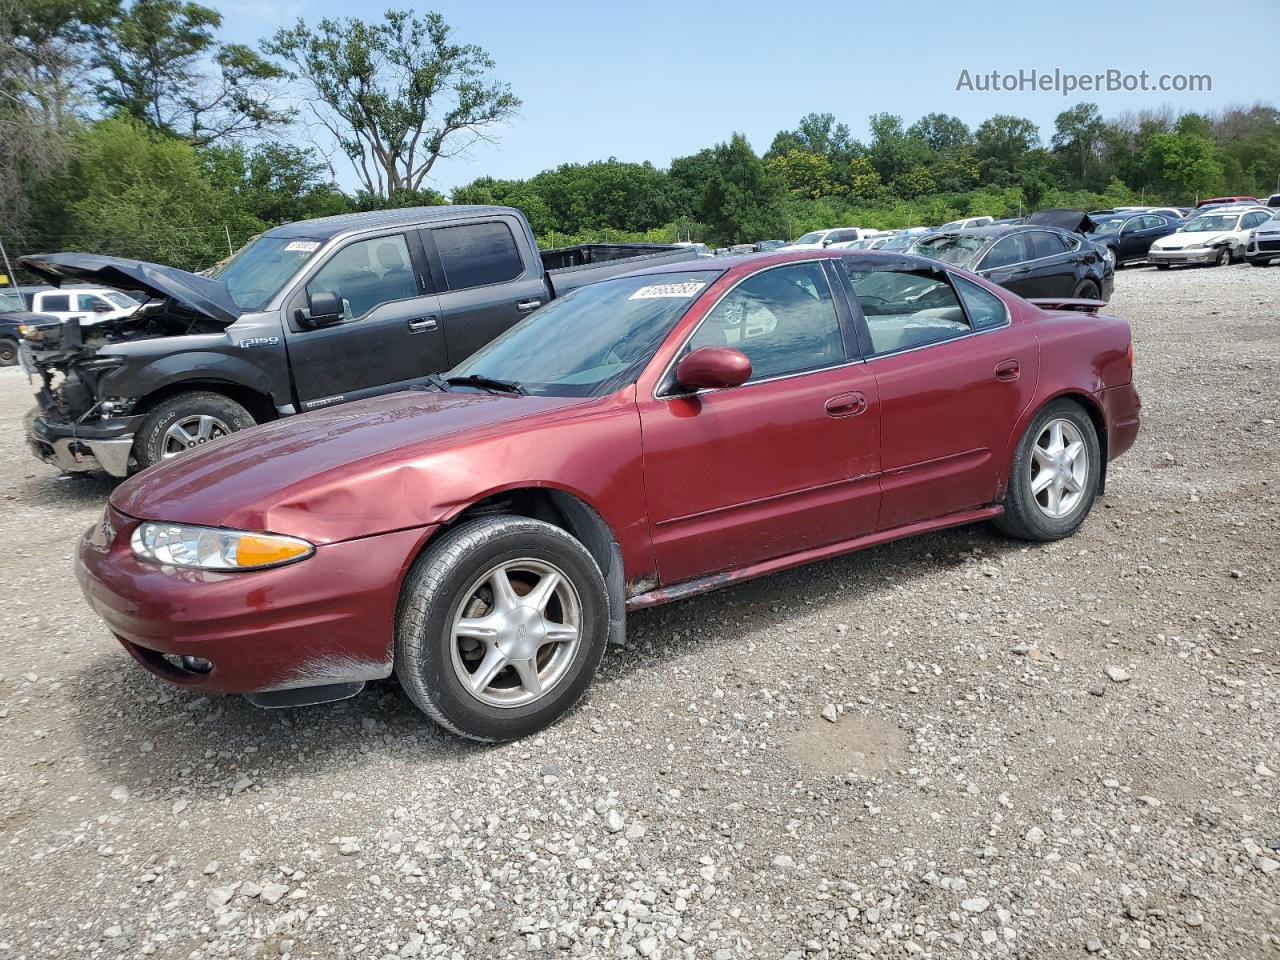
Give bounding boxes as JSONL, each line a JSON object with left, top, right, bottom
{"left": 77, "top": 250, "right": 1140, "bottom": 741}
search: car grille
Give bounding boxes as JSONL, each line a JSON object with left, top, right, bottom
{"left": 1258, "top": 239, "right": 1280, "bottom": 252}
{"left": 1159, "top": 245, "right": 1182, "bottom": 251}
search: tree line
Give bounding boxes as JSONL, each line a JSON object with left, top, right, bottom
{"left": 2, "top": 2, "right": 1278, "bottom": 274}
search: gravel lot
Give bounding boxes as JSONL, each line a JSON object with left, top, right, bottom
{"left": 0, "top": 263, "right": 1277, "bottom": 960}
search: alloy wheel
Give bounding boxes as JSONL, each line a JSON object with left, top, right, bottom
{"left": 162, "top": 414, "right": 231, "bottom": 458}
{"left": 1030, "top": 418, "right": 1088, "bottom": 519}
{"left": 449, "top": 558, "right": 582, "bottom": 708}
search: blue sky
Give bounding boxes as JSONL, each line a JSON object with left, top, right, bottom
{"left": 219, "top": 0, "right": 1280, "bottom": 193}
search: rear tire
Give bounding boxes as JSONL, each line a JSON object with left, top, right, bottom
{"left": 995, "top": 399, "right": 1102, "bottom": 542}
{"left": 1154, "top": 263, "right": 1170, "bottom": 270}
{"left": 395, "top": 516, "right": 610, "bottom": 742}
{"left": 133, "top": 391, "right": 256, "bottom": 472}
{"left": 0, "top": 337, "right": 17, "bottom": 366}
{"left": 1073, "top": 280, "right": 1100, "bottom": 300}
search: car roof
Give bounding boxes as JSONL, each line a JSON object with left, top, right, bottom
{"left": 623, "top": 248, "right": 947, "bottom": 279}
{"left": 262, "top": 205, "right": 517, "bottom": 240}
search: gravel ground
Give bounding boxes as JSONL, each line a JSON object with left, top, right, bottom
{"left": 0, "top": 263, "right": 1277, "bottom": 960}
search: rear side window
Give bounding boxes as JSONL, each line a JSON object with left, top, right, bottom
{"left": 40, "top": 294, "right": 70, "bottom": 312}
{"left": 433, "top": 221, "right": 524, "bottom": 290}
{"left": 1028, "top": 231, "right": 1068, "bottom": 259}
{"left": 848, "top": 269, "right": 970, "bottom": 355}
{"left": 980, "top": 234, "right": 1030, "bottom": 269}
{"left": 953, "top": 275, "right": 1010, "bottom": 330}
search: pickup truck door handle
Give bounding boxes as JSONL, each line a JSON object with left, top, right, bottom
{"left": 516, "top": 299, "right": 542, "bottom": 313}
{"left": 825, "top": 391, "right": 868, "bottom": 417}
{"left": 994, "top": 358, "right": 1020, "bottom": 381}
{"left": 407, "top": 316, "right": 438, "bottom": 332}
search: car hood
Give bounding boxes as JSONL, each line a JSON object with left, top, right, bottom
{"left": 1153, "top": 231, "right": 1233, "bottom": 247}
{"left": 18, "top": 253, "right": 241, "bottom": 325}
{"left": 110, "top": 389, "right": 595, "bottom": 543}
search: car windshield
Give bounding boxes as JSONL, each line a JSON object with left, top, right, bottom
{"left": 912, "top": 233, "right": 988, "bottom": 266}
{"left": 448, "top": 270, "right": 721, "bottom": 398}
{"left": 1093, "top": 218, "right": 1127, "bottom": 234}
{"left": 794, "top": 232, "right": 826, "bottom": 244}
{"left": 0, "top": 291, "right": 23, "bottom": 313}
{"left": 103, "top": 291, "right": 137, "bottom": 309}
{"left": 209, "top": 235, "right": 325, "bottom": 310}
{"left": 1181, "top": 215, "right": 1238, "bottom": 232}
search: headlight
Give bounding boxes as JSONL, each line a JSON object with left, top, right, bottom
{"left": 1186, "top": 243, "right": 1207, "bottom": 250}
{"left": 1104, "top": 247, "right": 1115, "bottom": 263}
{"left": 131, "top": 522, "right": 314, "bottom": 571}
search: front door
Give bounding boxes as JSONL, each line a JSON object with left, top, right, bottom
{"left": 283, "top": 232, "right": 447, "bottom": 410}
{"left": 844, "top": 263, "right": 1038, "bottom": 530}
{"left": 637, "top": 260, "right": 881, "bottom": 586}
{"left": 420, "top": 217, "right": 551, "bottom": 368}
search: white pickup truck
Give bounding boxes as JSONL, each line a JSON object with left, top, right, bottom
{"left": 28, "top": 287, "right": 141, "bottom": 325}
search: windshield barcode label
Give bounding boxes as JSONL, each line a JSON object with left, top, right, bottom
{"left": 285, "top": 241, "right": 320, "bottom": 253}
{"left": 628, "top": 281, "right": 706, "bottom": 300}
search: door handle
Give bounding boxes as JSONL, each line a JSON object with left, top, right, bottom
{"left": 516, "top": 299, "right": 542, "bottom": 312}
{"left": 408, "top": 316, "right": 438, "bottom": 332}
{"left": 995, "top": 358, "right": 1020, "bottom": 381}
{"left": 825, "top": 391, "right": 868, "bottom": 417}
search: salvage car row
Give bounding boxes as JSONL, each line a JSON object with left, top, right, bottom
{"left": 4, "top": 206, "right": 1142, "bottom": 741}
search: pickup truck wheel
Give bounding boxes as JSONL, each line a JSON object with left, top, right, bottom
{"left": 0, "top": 337, "right": 17, "bottom": 366}
{"left": 134, "top": 392, "right": 256, "bottom": 471}
{"left": 995, "top": 399, "right": 1101, "bottom": 542}
{"left": 395, "top": 516, "right": 609, "bottom": 742}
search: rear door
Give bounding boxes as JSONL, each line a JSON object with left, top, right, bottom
{"left": 844, "top": 262, "right": 1038, "bottom": 530}
{"left": 419, "top": 216, "right": 551, "bottom": 367}
{"left": 282, "top": 231, "right": 447, "bottom": 410}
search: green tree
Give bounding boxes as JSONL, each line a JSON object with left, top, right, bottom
{"left": 265, "top": 10, "right": 519, "bottom": 199}
{"left": 1051, "top": 102, "right": 1107, "bottom": 187}
{"left": 766, "top": 148, "right": 836, "bottom": 198}
{"left": 33, "top": 116, "right": 255, "bottom": 270}
{"left": 697, "top": 133, "right": 786, "bottom": 246}
{"left": 974, "top": 114, "right": 1042, "bottom": 182}
{"left": 203, "top": 143, "right": 351, "bottom": 225}
{"left": 867, "top": 112, "right": 928, "bottom": 185}
{"left": 1140, "top": 116, "right": 1225, "bottom": 201}
{"left": 94, "top": 0, "right": 290, "bottom": 144}
{"left": 907, "top": 112, "right": 972, "bottom": 153}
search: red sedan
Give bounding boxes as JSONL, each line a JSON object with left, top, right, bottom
{"left": 77, "top": 250, "right": 1140, "bottom": 740}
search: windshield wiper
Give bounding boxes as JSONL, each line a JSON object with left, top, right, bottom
{"left": 415, "top": 373, "right": 452, "bottom": 393}
{"left": 445, "top": 374, "right": 526, "bottom": 395}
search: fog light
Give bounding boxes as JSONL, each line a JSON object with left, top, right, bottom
{"left": 181, "top": 656, "right": 213, "bottom": 674}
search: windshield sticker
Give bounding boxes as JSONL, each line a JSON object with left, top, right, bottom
{"left": 285, "top": 240, "right": 320, "bottom": 253}
{"left": 628, "top": 281, "right": 706, "bottom": 300}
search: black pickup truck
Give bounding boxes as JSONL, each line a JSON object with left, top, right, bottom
{"left": 19, "top": 205, "right": 699, "bottom": 476}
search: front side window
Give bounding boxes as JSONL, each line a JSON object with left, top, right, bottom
{"left": 433, "top": 221, "right": 523, "bottom": 290}
{"left": 76, "top": 294, "right": 108, "bottom": 311}
{"left": 306, "top": 234, "right": 418, "bottom": 320}
{"left": 980, "top": 234, "right": 1030, "bottom": 270}
{"left": 953, "top": 275, "right": 1009, "bottom": 330}
{"left": 848, "top": 268, "right": 970, "bottom": 355}
{"left": 450, "top": 270, "right": 720, "bottom": 397}
{"left": 686, "top": 262, "right": 845, "bottom": 381}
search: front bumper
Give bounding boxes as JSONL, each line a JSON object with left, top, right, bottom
{"left": 76, "top": 505, "right": 435, "bottom": 695}
{"left": 26, "top": 409, "right": 142, "bottom": 477}
{"left": 1147, "top": 247, "right": 1221, "bottom": 265}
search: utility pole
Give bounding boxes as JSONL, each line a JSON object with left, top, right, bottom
{"left": 224, "top": 225, "right": 234, "bottom": 257}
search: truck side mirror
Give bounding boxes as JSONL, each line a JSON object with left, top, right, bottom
{"left": 299, "top": 290, "right": 343, "bottom": 328}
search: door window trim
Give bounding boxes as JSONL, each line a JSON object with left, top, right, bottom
{"left": 652, "top": 258, "right": 855, "bottom": 400}
{"left": 979, "top": 229, "right": 1075, "bottom": 271}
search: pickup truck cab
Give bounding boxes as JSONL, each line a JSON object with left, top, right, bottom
{"left": 20, "top": 205, "right": 697, "bottom": 476}
{"left": 29, "top": 287, "right": 140, "bottom": 326}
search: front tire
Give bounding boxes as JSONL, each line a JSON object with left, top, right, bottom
{"left": 0, "top": 337, "right": 17, "bottom": 366}
{"left": 1212, "top": 248, "right": 1228, "bottom": 266}
{"left": 395, "top": 516, "right": 610, "bottom": 742}
{"left": 995, "top": 399, "right": 1102, "bottom": 542}
{"left": 133, "top": 391, "right": 256, "bottom": 471}
{"left": 1249, "top": 258, "right": 1272, "bottom": 268}
{"left": 1154, "top": 263, "right": 1170, "bottom": 270}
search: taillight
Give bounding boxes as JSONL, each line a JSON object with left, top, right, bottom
{"left": 1126, "top": 342, "right": 1134, "bottom": 369}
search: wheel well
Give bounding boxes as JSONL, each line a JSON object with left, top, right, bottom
{"left": 441, "top": 489, "right": 627, "bottom": 646}
{"left": 135, "top": 381, "right": 277, "bottom": 424}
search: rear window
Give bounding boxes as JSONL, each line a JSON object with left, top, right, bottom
{"left": 433, "top": 221, "right": 524, "bottom": 290}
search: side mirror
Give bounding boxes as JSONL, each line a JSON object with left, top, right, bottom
{"left": 300, "top": 290, "right": 343, "bottom": 327}
{"left": 821, "top": 239, "right": 832, "bottom": 247}
{"left": 675, "top": 346, "right": 751, "bottom": 391}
